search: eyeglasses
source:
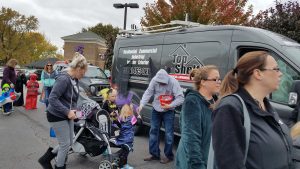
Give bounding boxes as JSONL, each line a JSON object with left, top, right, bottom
{"left": 204, "top": 78, "right": 222, "bottom": 82}
{"left": 260, "top": 67, "right": 280, "bottom": 72}
{"left": 47, "top": 65, "right": 52, "bottom": 67}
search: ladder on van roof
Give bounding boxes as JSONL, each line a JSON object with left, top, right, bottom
{"left": 118, "top": 19, "right": 203, "bottom": 37}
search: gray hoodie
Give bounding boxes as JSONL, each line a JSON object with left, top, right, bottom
{"left": 140, "top": 69, "right": 184, "bottom": 112}
{"left": 47, "top": 72, "right": 79, "bottom": 119}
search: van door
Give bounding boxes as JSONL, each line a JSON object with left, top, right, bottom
{"left": 112, "top": 36, "right": 164, "bottom": 130}
{"left": 230, "top": 42, "right": 300, "bottom": 127}
{"left": 161, "top": 30, "right": 233, "bottom": 135}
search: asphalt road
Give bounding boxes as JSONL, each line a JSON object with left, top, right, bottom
{"left": 0, "top": 98, "right": 178, "bottom": 169}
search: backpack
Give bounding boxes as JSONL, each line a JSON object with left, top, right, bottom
{"left": 207, "top": 94, "right": 251, "bottom": 169}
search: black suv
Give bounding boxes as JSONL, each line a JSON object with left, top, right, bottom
{"left": 53, "top": 61, "right": 110, "bottom": 104}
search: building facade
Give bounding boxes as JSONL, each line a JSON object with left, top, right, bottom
{"left": 61, "top": 31, "right": 107, "bottom": 69}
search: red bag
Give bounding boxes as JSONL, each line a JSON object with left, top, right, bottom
{"left": 159, "top": 95, "right": 173, "bottom": 106}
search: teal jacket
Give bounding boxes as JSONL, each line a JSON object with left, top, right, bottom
{"left": 175, "top": 89, "right": 213, "bottom": 169}
{"left": 41, "top": 70, "right": 57, "bottom": 87}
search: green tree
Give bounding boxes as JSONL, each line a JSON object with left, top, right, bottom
{"left": 141, "top": 0, "right": 253, "bottom": 27}
{"left": 0, "top": 7, "right": 38, "bottom": 63}
{"left": 83, "top": 23, "right": 119, "bottom": 70}
{"left": 248, "top": 1, "right": 300, "bottom": 43}
{"left": 19, "top": 32, "right": 57, "bottom": 65}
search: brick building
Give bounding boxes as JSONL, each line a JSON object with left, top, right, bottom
{"left": 61, "top": 31, "right": 107, "bottom": 68}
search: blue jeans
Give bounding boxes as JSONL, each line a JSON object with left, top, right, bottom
{"left": 149, "top": 109, "right": 174, "bottom": 160}
{"left": 3, "top": 103, "right": 12, "bottom": 113}
{"left": 44, "top": 87, "right": 52, "bottom": 107}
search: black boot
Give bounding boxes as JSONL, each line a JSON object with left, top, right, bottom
{"left": 55, "top": 164, "right": 66, "bottom": 169}
{"left": 38, "top": 147, "right": 56, "bottom": 169}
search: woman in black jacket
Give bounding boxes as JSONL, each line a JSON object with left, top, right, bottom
{"left": 212, "top": 51, "right": 294, "bottom": 169}
{"left": 291, "top": 122, "right": 300, "bottom": 168}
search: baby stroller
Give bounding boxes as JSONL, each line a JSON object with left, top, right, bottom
{"left": 69, "top": 89, "right": 121, "bottom": 169}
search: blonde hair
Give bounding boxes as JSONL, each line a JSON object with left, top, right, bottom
{"left": 291, "top": 122, "right": 300, "bottom": 139}
{"left": 69, "top": 52, "right": 88, "bottom": 70}
{"left": 191, "top": 65, "right": 218, "bottom": 91}
{"left": 6, "top": 59, "right": 18, "bottom": 68}
{"left": 119, "top": 104, "right": 133, "bottom": 121}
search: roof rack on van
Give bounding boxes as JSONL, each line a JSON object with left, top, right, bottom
{"left": 118, "top": 20, "right": 203, "bottom": 37}
{"left": 142, "top": 20, "right": 202, "bottom": 33}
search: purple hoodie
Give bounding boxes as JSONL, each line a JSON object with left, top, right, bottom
{"left": 1, "top": 66, "right": 16, "bottom": 87}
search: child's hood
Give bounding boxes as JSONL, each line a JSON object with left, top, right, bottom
{"left": 29, "top": 73, "right": 38, "bottom": 81}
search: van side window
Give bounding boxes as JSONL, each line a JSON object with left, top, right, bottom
{"left": 271, "top": 55, "right": 299, "bottom": 104}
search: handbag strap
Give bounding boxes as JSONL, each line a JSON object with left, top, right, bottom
{"left": 207, "top": 94, "right": 251, "bottom": 168}
{"left": 232, "top": 94, "right": 251, "bottom": 164}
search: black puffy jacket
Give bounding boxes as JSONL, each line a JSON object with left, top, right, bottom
{"left": 212, "top": 88, "right": 294, "bottom": 169}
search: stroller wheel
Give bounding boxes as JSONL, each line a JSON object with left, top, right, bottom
{"left": 99, "top": 160, "right": 113, "bottom": 169}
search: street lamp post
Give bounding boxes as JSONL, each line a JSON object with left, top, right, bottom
{"left": 113, "top": 3, "right": 139, "bottom": 30}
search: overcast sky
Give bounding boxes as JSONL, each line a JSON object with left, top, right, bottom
{"left": 0, "top": 0, "right": 287, "bottom": 53}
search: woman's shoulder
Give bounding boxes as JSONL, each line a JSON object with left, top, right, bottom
{"left": 215, "top": 94, "right": 243, "bottom": 112}
{"left": 55, "top": 73, "right": 70, "bottom": 84}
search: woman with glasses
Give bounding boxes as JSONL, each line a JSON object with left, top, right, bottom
{"left": 212, "top": 51, "right": 294, "bottom": 169}
{"left": 175, "top": 65, "right": 220, "bottom": 169}
{"left": 41, "top": 62, "right": 58, "bottom": 108}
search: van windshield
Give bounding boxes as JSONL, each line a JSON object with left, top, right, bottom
{"left": 84, "top": 67, "right": 107, "bottom": 79}
{"left": 283, "top": 46, "right": 300, "bottom": 66}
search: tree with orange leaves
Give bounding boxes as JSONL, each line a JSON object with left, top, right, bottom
{"left": 141, "top": 0, "right": 253, "bottom": 27}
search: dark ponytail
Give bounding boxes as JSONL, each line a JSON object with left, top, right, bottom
{"left": 219, "top": 51, "right": 269, "bottom": 98}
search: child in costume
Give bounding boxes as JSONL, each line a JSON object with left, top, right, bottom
{"left": 102, "top": 88, "right": 121, "bottom": 135}
{"left": 1, "top": 83, "right": 15, "bottom": 115}
{"left": 110, "top": 104, "right": 137, "bottom": 169}
{"left": 25, "top": 73, "right": 39, "bottom": 110}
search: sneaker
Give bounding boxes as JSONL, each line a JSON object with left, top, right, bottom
{"left": 160, "top": 157, "right": 173, "bottom": 164}
{"left": 144, "top": 156, "right": 160, "bottom": 161}
{"left": 121, "top": 164, "right": 134, "bottom": 169}
{"left": 3, "top": 111, "right": 11, "bottom": 116}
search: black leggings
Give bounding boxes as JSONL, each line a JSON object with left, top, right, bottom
{"left": 110, "top": 142, "right": 130, "bottom": 167}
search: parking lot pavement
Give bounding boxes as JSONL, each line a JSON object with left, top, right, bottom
{"left": 0, "top": 97, "right": 177, "bottom": 169}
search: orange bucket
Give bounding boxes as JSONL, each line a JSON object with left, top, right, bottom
{"left": 159, "top": 95, "right": 173, "bottom": 106}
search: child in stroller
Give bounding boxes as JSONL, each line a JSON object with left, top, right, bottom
{"left": 102, "top": 88, "right": 121, "bottom": 136}
{"left": 70, "top": 88, "right": 139, "bottom": 169}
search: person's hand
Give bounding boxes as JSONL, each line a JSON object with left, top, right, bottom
{"left": 137, "top": 105, "right": 143, "bottom": 114}
{"left": 137, "top": 114, "right": 141, "bottom": 119}
{"left": 68, "top": 110, "right": 77, "bottom": 120}
{"left": 161, "top": 104, "right": 171, "bottom": 109}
